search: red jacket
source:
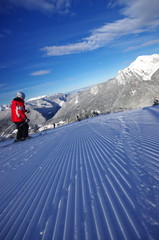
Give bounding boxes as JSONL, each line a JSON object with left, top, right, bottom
{"left": 11, "top": 97, "right": 27, "bottom": 122}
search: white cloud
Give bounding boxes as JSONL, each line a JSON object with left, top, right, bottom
{"left": 41, "top": 0, "right": 159, "bottom": 56}
{"left": 0, "top": 0, "right": 72, "bottom": 14}
{"left": 31, "top": 70, "right": 51, "bottom": 76}
{"left": 41, "top": 41, "right": 99, "bottom": 56}
{"left": 125, "top": 39, "right": 159, "bottom": 52}
{"left": 120, "top": 0, "right": 159, "bottom": 20}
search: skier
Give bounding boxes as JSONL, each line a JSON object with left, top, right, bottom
{"left": 77, "top": 115, "right": 81, "bottom": 121}
{"left": 11, "top": 92, "right": 30, "bottom": 141}
{"left": 153, "top": 99, "right": 159, "bottom": 106}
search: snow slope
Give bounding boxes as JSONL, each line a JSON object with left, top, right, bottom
{"left": 0, "top": 106, "right": 159, "bottom": 240}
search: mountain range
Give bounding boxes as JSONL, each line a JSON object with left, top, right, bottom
{"left": 0, "top": 54, "right": 159, "bottom": 139}
{"left": 47, "top": 54, "right": 159, "bottom": 125}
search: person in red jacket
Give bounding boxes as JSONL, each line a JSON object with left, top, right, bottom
{"left": 11, "top": 92, "right": 30, "bottom": 141}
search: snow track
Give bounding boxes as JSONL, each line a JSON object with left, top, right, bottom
{"left": 0, "top": 106, "right": 159, "bottom": 240}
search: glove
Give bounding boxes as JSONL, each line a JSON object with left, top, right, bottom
{"left": 25, "top": 118, "right": 30, "bottom": 122}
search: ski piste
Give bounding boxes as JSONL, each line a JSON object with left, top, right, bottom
{"left": 0, "top": 131, "right": 48, "bottom": 148}
{"left": 0, "top": 106, "right": 159, "bottom": 240}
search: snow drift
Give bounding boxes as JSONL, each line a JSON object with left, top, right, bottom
{"left": 0, "top": 105, "right": 159, "bottom": 240}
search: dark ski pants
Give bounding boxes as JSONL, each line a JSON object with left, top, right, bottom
{"left": 14, "top": 121, "right": 29, "bottom": 140}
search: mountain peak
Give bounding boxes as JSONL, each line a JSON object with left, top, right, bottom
{"left": 116, "top": 54, "right": 159, "bottom": 84}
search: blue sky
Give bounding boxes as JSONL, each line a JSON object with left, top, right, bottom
{"left": 0, "top": 0, "right": 159, "bottom": 105}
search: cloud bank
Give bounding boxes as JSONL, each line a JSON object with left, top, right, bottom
{"left": 41, "top": 0, "right": 159, "bottom": 56}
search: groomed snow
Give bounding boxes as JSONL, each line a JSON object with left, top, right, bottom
{"left": 0, "top": 106, "right": 159, "bottom": 240}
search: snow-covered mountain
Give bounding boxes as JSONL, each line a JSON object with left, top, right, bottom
{"left": 48, "top": 54, "right": 159, "bottom": 125}
{"left": 116, "top": 54, "right": 159, "bottom": 84}
{"left": 26, "top": 93, "right": 68, "bottom": 120}
{"left": 0, "top": 54, "right": 159, "bottom": 138}
{"left": 1, "top": 105, "right": 159, "bottom": 239}
{"left": 0, "top": 104, "right": 10, "bottom": 111}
